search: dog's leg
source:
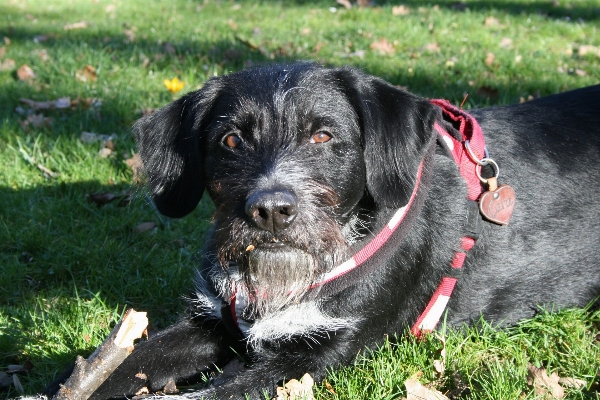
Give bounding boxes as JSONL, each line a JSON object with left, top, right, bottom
{"left": 78, "top": 319, "right": 236, "bottom": 399}
{"left": 176, "top": 326, "right": 357, "bottom": 400}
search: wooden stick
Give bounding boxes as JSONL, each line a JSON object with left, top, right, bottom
{"left": 53, "top": 309, "right": 148, "bottom": 400}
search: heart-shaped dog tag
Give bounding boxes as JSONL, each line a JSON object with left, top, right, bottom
{"left": 479, "top": 185, "right": 516, "bottom": 226}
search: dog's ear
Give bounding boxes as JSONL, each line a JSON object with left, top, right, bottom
{"left": 333, "top": 68, "right": 439, "bottom": 208}
{"left": 133, "top": 86, "right": 219, "bottom": 218}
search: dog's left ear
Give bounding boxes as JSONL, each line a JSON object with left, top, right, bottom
{"left": 133, "top": 85, "right": 220, "bottom": 218}
{"left": 333, "top": 68, "right": 439, "bottom": 208}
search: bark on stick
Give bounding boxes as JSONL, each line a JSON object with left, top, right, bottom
{"left": 53, "top": 309, "right": 148, "bottom": 400}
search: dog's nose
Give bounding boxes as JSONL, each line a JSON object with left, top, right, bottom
{"left": 245, "top": 190, "right": 298, "bottom": 233}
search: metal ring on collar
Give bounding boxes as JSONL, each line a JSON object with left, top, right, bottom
{"left": 475, "top": 158, "right": 499, "bottom": 184}
{"left": 464, "top": 140, "right": 490, "bottom": 166}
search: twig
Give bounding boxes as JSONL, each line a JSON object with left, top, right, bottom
{"left": 52, "top": 309, "right": 148, "bottom": 400}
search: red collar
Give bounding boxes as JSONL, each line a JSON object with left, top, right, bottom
{"left": 410, "top": 100, "right": 487, "bottom": 336}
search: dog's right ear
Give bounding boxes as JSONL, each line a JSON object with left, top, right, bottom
{"left": 133, "top": 86, "right": 219, "bottom": 218}
{"left": 332, "top": 67, "right": 439, "bottom": 209}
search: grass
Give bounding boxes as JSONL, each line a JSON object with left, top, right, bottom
{"left": 0, "top": 0, "right": 599, "bottom": 398}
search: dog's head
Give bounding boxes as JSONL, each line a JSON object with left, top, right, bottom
{"left": 134, "top": 63, "right": 438, "bottom": 315}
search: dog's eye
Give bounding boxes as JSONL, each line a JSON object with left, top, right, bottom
{"left": 223, "top": 134, "right": 242, "bottom": 149}
{"left": 311, "top": 131, "right": 332, "bottom": 144}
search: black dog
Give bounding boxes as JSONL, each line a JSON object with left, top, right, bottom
{"left": 55, "top": 63, "right": 600, "bottom": 399}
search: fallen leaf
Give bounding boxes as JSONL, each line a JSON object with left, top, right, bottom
{"left": 527, "top": 365, "right": 565, "bottom": 399}
{"left": 133, "top": 222, "right": 157, "bottom": 234}
{"left": 405, "top": 376, "right": 449, "bottom": 400}
{"left": 300, "top": 28, "right": 312, "bottom": 35}
{"left": 98, "top": 147, "right": 112, "bottom": 158}
{"left": 392, "top": 5, "right": 410, "bottom": 15}
{"left": 12, "top": 374, "right": 24, "bottom": 395}
{"left": 323, "top": 380, "right": 336, "bottom": 394}
{"left": 125, "top": 153, "right": 143, "bottom": 181}
{"left": 162, "top": 380, "right": 178, "bottom": 394}
{"left": 163, "top": 42, "right": 176, "bottom": 55}
{"left": 477, "top": 86, "right": 499, "bottom": 99}
{"left": 578, "top": 45, "right": 600, "bottom": 57}
{"left": 574, "top": 68, "right": 587, "bottom": 76}
{"left": 0, "top": 46, "right": 6, "bottom": 57}
{"left": 336, "top": 0, "right": 352, "bottom": 9}
{"left": 4, "top": 36, "right": 10, "bottom": 45}
{"left": 123, "top": 28, "right": 136, "bottom": 43}
{"left": 227, "top": 19, "right": 238, "bottom": 30}
{"left": 499, "top": 37, "right": 512, "bottom": 49}
{"left": 63, "top": 21, "right": 88, "bottom": 30}
{"left": 80, "top": 132, "right": 117, "bottom": 147}
{"left": 484, "top": 16, "right": 500, "bottom": 27}
{"left": 275, "top": 373, "right": 314, "bottom": 400}
{"left": 370, "top": 38, "right": 395, "bottom": 55}
{"left": 19, "top": 97, "right": 72, "bottom": 110}
{"left": 105, "top": 4, "right": 116, "bottom": 13}
{"left": 424, "top": 42, "right": 441, "bottom": 53}
{"left": 558, "top": 377, "right": 586, "bottom": 389}
{"left": 76, "top": 65, "right": 97, "bottom": 82}
{"left": 135, "top": 387, "right": 150, "bottom": 396}
{"left": 17, "top": 64, "right": 36, "bottom": 81}
{"left": 19, "top": 113, "right": 53, "bottom": 132}
{"left": 484, "top": 52, "right": 495, "bottom": 67}
{"left": 0, "top": 58, "right": 16, "bottom": 71}
{"left": 36, "top": 49, "right": 51, "bottom": 61}
{"left": 515, "top": 54, "right": 522, "bottom": 63}
{"left": 88, "top": 192, "right": 116, "bottom": 206}
{"left": 33, "top": 34, "right": 50, "bottom": 43}
{"left": 433, "top": 333, "right": 446, "bottom": 376}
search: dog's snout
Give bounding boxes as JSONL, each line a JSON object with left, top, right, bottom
{"left": 245, "top": 190, "right": 298, "bottom": 233}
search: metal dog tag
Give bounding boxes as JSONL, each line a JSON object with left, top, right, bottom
{"left": 478, "top": 177, "right": 516, "bottom": 226}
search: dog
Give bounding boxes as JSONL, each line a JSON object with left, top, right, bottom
{"left": 48, "top": 62, "right": 600, "bottom": 399}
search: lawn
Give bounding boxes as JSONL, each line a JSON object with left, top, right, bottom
{"left": 1, "top": 0, "right": 599, "bottom": 398}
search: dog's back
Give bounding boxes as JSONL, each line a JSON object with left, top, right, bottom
{"left": 450, "top": 86, "right": 600, "bottom": 325}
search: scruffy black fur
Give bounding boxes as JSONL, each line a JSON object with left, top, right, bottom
{"left": 47, "top": 63, "right": 600, "bottom": 399}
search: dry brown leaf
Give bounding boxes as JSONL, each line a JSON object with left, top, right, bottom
{"left": 133, "top": 222, "right": 157, "bottom": 234}
{"left": 527, "top": 365, "right": 565, "bottom": 399}
{"left": 405, "top": 377, "right": 449, "bottom": 400}
{"left": 162, "top": 380, "right": 178, "bottom": 395}
{"left": 392, "top": 5, "right": 410, "bottom": 15}
{"left": 499, "top": 37, "right": 512, "bottom": 49}
{"left": 17, "top": 64, "right": 36, "bottom": 81}
{"left": 125, "top": 153, "right": 143, "bottom": 182}
{"left": 578, "top": 45, "right": 600, "bottom": 57}
{"left": 98, "top": 148, "right": 112, "bottom": 158}
{"left": 484, "top": 52, "right": 495, "bottom": 67}
{"left": 0, "top": 58, "right": 15, "bottom": 71}
{"left": 64, "top": 21, "right": 88, "bottom": 30}
{"left": 558, "top": 377, "right": 586, "bottom": 389}
{"left": 370, "top": 38, "right": 395, "bottom": 55}
{"left": 228, "top": 19, "right": 239, "bottom": 30}
{"left": 424, "top": 42, "right": 441, "bottom": 53}
{"left": 19, "top": 97, "right": 72, "bottom": 110}
{"left": 275, "top": 373, "right": 314, "bottom": 400}
{"left": 3, "top": 36, "right": 10, "bottom": 45}
{"left": 484, "top": 16, "right": 500, "bottom": 27}
{"left": 336, "top": 0, "right": 352, "bottom": 9}
{"left": 19, "top": 113, "right": 53, "bottom": 132}
{"left": 76, "top": 65, "right": 97, "bottom": 82}
{"left": 323, "top": 380, "right": 336, "bottom": 394}
{"left": 0, "top": 46, "right": 6, "bottom": 58}
{"left": 574, "top": 68, "right": 587, "bottom": 76}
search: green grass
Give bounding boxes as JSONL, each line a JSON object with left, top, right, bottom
{"left": 1, "top": 0, "right": 599, "bottom": 398}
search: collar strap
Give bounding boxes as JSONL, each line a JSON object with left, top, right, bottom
{"left": 410, "top": 100, "right": 486, "bottom": 337}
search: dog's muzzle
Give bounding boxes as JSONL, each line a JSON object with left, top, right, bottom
{"left": 245, "top": 189, "right": 298, "bottom": 234}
